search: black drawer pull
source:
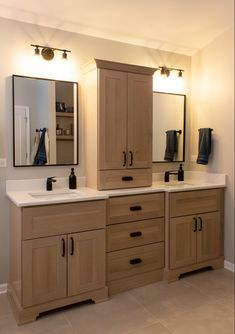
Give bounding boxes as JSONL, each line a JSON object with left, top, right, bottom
{"left": 130, "top": 231, "right": 142, "bottom": 237}
{"left": 61, "top": 238, "right": 65, "bottom": 257}
{"left": 130, "top": 205, "right": 142, "bottom": 211}
{"left": 122, "top": 176, "right": 133, "bottom": 181}
{"left": 130, "top": 258, "right": 142, "bottom": 265}
{"left": 198, "top": 216, "right": 203, "bottom": 231}
{"left": 70, "top": 237, "right": 74, "bottom": 256}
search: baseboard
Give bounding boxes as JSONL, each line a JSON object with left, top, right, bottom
{"left": 224, "top": 260, "right": 235, "bottom": 272}
{"left": 0, "top": 283, "right": 7, "bottom": 294}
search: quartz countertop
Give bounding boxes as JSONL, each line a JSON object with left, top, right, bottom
{"left": 6, "top": 172, "right": 226, "bottom": 207}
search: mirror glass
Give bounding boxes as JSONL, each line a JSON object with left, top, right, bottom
{"left": 152, "top": 92, "right": 186, "bottom": 162}
{"left": 13, "top": 75, "right": 78, "bottom": 166}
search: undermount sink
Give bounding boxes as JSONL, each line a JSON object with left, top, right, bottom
{"left": 154, "top": 181, "right": 195, "bottom": 188}
{"left": 29, "top": 189, "right": 85, "bottom": 199}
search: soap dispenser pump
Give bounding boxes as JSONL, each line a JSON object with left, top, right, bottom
{"left": 178, "top": 164, "right": 184, "bottom": 181}
{"left": 69, "top": 168, "right": 77, "bottom": 189}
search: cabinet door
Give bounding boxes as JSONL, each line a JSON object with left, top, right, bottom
{"left": 127, "top": 73, "right": 152, "bottom": 168}
{"left": 68, "top": 229, "right": 105, "bottom": 296}
{"left": 98, "top": 69, "right": 127, "bottom": 170}
{"left": 197, "top": 212, "right": 221, "bottom": 263}
{"left": 170, "top": 216, "right": 197, "bottom": 269}
{"left": 22, "top": 235, "right": 67, "bottom": 307}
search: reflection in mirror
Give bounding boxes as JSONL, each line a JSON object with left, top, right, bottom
{"left": 153, "top": 92, "right": 186, "bottom": 162}
{"left": 13, "top": 75, "right": 78, "bottom": 166}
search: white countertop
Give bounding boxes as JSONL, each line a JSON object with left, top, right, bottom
{"left": 6, "top": 172, "right": 226, "bottom": 207}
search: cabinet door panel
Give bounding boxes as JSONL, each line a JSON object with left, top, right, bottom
{"left": 22, "top": 235, "right": 67, "bottom": 307}
{"left": 170, "top": 216, "right": 197, "bottom": 269}
{"left": 98, "top": 69, "right": 127, "bottom": 170}
{"left": 197, "top": 212, "right": 221, "bottom": 263}
{"left": 127, "top": 73, "right": 152, "bottom": 168}
{"left": 68, "top": 230, "right": 105, "bottom": 296}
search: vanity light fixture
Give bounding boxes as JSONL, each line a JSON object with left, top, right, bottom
{"left": 158, "top": 66, "right": 184, "bottom": 78}
{"left": 31, "top": 44, "right": 71, "bottom": 61}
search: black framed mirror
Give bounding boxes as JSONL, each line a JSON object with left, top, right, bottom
{"left": 12, "top": 75, "right": 78, "bottom": 166}
{"left": 152, "top": 91, "right": 186, "bottom": 162}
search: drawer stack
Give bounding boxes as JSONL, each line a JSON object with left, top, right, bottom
{"left": 106, "top": 192, "right": 165, "bottom": 295}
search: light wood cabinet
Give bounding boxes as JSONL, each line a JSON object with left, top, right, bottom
{"left": 8, "top": 200, "right": 108, "bottom": 325}
{"left": 83, "top": 59, "right": 156, "bottom": 190}
{"left": 166, "top": 189, "right": 224, "bottom": 282}
{"left": 106, "top": 192, "right": 165, "bottom": 295}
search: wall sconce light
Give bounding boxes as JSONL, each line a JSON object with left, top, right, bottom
{"left": 31, "top": 44, "right": 71, "bottom": 61}
{"left": 158, "top": 66, "right": 184, "bottom": 78}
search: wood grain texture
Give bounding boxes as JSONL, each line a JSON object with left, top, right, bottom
{"left": 108, "top": 193, "right": 164, "bottom": 225}
{"left": 107, "top": 242, "right": 164, "bottom": 281}
{"left": 98, "top": 69, "right": 127, "bottom": 170}
{"left": 98, "top": 169, "right": 152, "bottom": 190}
{"left": 170, "top": 189, "right": 222, "bottom": 218}
{"left": 127, "top": 73, "right": 152, "bottom": 168}
{"left": 22, "top": 200, "right": 106, "bottom": 239}
{"left": 106, "top": 218, "right": 164, "bottom": 252}
{"left": 68, "top": 229, "right": 106, "bottom": 296}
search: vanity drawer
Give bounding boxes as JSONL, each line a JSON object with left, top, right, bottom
{"left": 98, "top": 169, "right": 152, "bottom": 190}
{"left": 170, "top": 189, "right": 223, "bottom": 218}
{"left": 22, "top": 200, "right": 106, "bottom": 240}
{"left": 108, "top": 193, "right": 164, "bottom": 225}
{"left": 107, "top": 242, "right": 164, "bottom": 281}
{"left": 107, "top": 218, "right": 164, "bottom": 252}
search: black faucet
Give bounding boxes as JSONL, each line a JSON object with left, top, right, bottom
{"left": 164, "top": 171, "right": 178, "bottom": 182}
{"left": 46, "top": 177, "right": 56, "bottom": 191}
{"left": 164, "top": 164, "right": 184, "bottom": 182}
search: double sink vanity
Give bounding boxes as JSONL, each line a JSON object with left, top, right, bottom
{"left": 6, "top": 173, "right": 225, "bottom": 325}
{"left": 8, "top": 58, "right": 225, "bottom": 324}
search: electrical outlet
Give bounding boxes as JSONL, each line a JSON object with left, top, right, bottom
{"left": 0, "top": 158, "right": 7, "bottom": 167}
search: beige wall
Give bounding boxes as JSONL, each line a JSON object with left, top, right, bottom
{"left": 190, "top": 27, "right": 234, "bottom": 264}
{"left": 0, "top": 17, "right": 191, "bottom": 284}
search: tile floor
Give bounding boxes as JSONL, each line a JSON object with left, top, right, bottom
{"left": 0, "top": 268, "right": 234, "bottom": 334}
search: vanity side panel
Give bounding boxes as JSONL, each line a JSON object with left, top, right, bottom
{"left": 9, "top": 203, "right": 22, "bottom": 304}
{"left": 83, "top": 68, "right": 98, "bottom": 189}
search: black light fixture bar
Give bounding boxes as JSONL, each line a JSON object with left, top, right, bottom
{"left": 157, "top": 66, "right": 184, "bottom": 78}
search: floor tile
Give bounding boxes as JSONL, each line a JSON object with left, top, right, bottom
{"left": 125, "top": 321, "right": 173, "bottom": 334}
{"left": 0, "top": 293, "right": 12, "bottom": 318}
{"left": 164, "top": 299, "right": 234, "bottom": 334}
{"left": 129, "top": 279, "right": 213, "bottom": 321}
{"left": 0, "top": 312, "right": 74, "bottom": 334}
{"left": 63, "top": 292, "right": 157, "bottom": 334}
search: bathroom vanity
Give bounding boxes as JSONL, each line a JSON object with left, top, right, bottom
{"left": 6, "top": 174, "right": 225, "bottom": 324}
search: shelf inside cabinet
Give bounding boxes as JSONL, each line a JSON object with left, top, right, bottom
{"left": 56, "top": 112, "right": 74, "bottom": 118}
{"left": 56, "top": 135, "right": 74, "bottom": 141}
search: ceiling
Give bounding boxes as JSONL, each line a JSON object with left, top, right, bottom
{"left": 0, "top": 0, "right": 233, "bottom": 55}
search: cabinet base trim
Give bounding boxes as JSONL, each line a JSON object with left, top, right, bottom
{"left": 164, "top": 256, "right": 224, "bottom": 282}
{"left": 8, "top": 284, "right": 108, "bottom": 325}
{"left": 107, "top": 269, "right": 163, "bottom": 296}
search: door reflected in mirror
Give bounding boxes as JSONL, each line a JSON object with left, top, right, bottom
{"left": 153, "top": 92, "right": 186, "bottom": 162}
{"left": 13, "top": 75, "right": 78, "bottom": 166}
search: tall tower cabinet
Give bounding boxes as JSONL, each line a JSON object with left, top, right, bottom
{"left": 82, "top": 59, "right": 156, "bottom": 190}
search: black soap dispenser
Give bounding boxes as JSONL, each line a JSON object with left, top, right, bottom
{"left": 178, "top": 164, "right": 184, "bottom": 181}
{"left": 69, "top": 168, "right": 77, "bottom": 189}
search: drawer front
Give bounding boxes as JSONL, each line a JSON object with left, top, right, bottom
{"left": 22, "top": 200, "right": 106, "bottom": 240}
{"left": 170, "top": 189, "right": 223, "bottom": 218}
{"left": 107, "top": 218, "right": 164, "bottom": 252}
{"left": 98, "top": 169, "right": 152, "bottom": 190}
{"left": 109, "top": 193, "right": 164, "bottom": 225}
{"left": 107, "top": 242, "right": 164, "bottom": 281}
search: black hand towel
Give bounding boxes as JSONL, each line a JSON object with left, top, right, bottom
{"left": 33, "top": 128, "right": 47, "bottom": 165}
{"left": 196, "top": 128, "right": 212, "bottom": 165}
{"left": 164, "top": 130, "right": 177, "bottom": 161}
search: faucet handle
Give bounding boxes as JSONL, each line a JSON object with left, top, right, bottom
{"left": 47, "top": 176, "right": 56, "bottom": 182}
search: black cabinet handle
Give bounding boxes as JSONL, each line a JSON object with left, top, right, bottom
{"left": 193, "top": 217, "right": 197, "bottom": 232}
{"left": 61, "top": 238, "right": 65, "bottom": 257}
{"left": 130, "top": 205, "right": 142, "bottom": 211}
{"left": 129, "top": 151, "right": 133, "bottom": 166}
{"left": 130, "top": 258, "right": 142, "bottom": 265}
{"left": 122, "top": 151, "right": 126, "bottom": 167}
{"left": 130, "top": 231, "right": 142, "bottom": 238}
{"left": 70, "top": 237, "right": 74, "bottom": 256}
{"left": 198, "top": 217, "right": 203, "bottom": 231}
{"left": 122, "top": 176, "right": 133, "bottom": 181}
